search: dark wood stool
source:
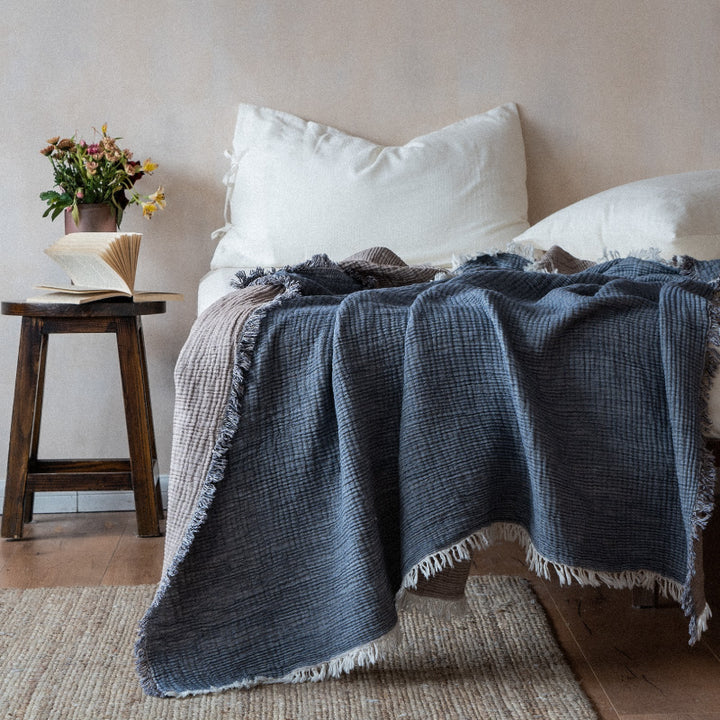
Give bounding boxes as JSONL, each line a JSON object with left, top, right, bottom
{"left": 2, "top": 300, "right": 166, "bottom": 539}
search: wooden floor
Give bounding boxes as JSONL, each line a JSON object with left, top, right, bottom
{"left": 1, "top": 511, "right": 720, "bottom": 719}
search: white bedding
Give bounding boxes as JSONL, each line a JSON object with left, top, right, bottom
{"left": 197, "top": 267, "right": 251, "bottom": 316}
{"left": 198, "top": 266, "right": 720, "bottom": 439}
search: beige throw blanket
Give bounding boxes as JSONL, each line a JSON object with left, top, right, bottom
{"left": 163, "top": 284, "right": 281, "bottom": 573}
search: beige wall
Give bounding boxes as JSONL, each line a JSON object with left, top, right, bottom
{"left": 2, "top": 0, "right": 720, "bottom": 482}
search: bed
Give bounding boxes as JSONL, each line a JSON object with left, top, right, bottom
{"left": 135, "top": 102, "right": 720, "bottom": 697}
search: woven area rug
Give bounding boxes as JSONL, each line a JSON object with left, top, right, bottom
{"left": 0, "top": 575, "right": 598, "bottom": 719}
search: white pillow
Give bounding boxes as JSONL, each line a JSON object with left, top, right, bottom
{"left": 210, "top": 103, "right": 529, "bottom": 269}
{"left": 514, "top": 170, "right": 720, "bottom": 261}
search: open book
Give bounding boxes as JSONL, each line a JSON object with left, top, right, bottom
{"left": 28, "top": 232, "right": 183, "bottom": 304}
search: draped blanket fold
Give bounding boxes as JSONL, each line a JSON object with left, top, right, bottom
{"left": 136, "top": 250, "right": 718, "bottom": 697}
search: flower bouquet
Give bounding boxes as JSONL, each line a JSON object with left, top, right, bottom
{"left": 40, "top": 124, "right": 165, "bottom": 228}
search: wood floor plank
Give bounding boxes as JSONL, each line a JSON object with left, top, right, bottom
{"left": 533, "top": 580, "right": 622, "bottom": 720}
{"left": 0, "top": 512, "right": 128, "bottom": 588}
{"left": 542, "top": 577, "right": 720, "bottom": 718}
{"left": 472, "top": 540, "right": 720, "bottom": 720}
{"left": 101, "top": 516, "right": 165, "bottom": 585}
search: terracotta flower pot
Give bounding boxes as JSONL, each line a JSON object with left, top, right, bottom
{"left": 64, "top": 203, "right": 117, "bottom": 234}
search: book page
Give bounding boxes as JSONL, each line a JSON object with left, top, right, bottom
{"left": 44, "top": 250, "right": 132, "bottom": 293}
{"left": 34, "top": 283, "right": 130, "bottom": 294}
{"left": 26, "top": 289, "right": 127, "bottom": 304}
{"left": 44, "top": 233, "right": 141, "bottom": 293}
{"left": 28, "top": 289, "right": 183, "bottom": 304}
{"left": 100, "top": 234, "right": 140, "bottom": 285}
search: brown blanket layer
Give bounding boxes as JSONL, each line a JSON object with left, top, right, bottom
{"left": 163, "top": 284, "right": 281, "bottom": 572}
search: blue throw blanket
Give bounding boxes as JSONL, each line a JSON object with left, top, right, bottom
{"left": 137, "top": 253, "right": 718, "bottom": 697}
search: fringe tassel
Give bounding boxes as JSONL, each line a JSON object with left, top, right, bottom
{"left": 695, "top": 602, "right": 713, "bottom": 638}
{"left": 600, "top": 247, "right": 665, "bottom": 262}
{"left": 401, "top": 521, "right": 712, "bottom": 645}
{"left": 162, "top": 625, "right": 401, "bottom": 698}
{"left": 280, "top": 625, "right": 399, "bottom": 685}
{"left": 452, "top": 239, "right": 541, "bottom": 269}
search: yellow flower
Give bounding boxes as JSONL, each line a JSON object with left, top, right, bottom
{"left": 142, "top": 158, "right": 158, "bottom": 173}
{"left": 142, "top": 202, "right": 157, "bottom": 218}
{"left": 101, "top": 123, "right": 108, "bottom": 135}
{"left": 149, "top": 186, "right": 166, "bottom": 209}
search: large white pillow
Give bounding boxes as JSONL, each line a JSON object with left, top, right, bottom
{"left": 210, "top": 103, "right": 529, "bottom": 269}
{"left": 514, "top": 170, "right": 720, "bottom": 260}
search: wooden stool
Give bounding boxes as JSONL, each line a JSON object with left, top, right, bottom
{"left": 1, "top": 300, "right": 166, "bottom": 539}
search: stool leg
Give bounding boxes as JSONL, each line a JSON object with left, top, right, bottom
{"left": 3, "top": 318, "right": 45, "bottom": 539}
{"left": 23, "top": 327, "right": 48, "bottom": 524}
{"left": 115, "top": 317, "right": 161, "bottom": 537}
{"left": 136, "top": 321, "right": 163, "bottom": 519}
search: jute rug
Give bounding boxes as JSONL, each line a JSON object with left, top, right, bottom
{"left": 0, "top": 575, "right": 598, "bottom": 719}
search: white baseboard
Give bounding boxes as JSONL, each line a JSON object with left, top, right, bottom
{"left": 0, "top": 475, "right": 169, "bottom": 513}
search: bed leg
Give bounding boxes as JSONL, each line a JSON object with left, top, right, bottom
{"left": 632, "top": 584, "right": 659, "bottom": 608}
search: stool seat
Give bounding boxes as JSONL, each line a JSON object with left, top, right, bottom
{"left": 2, "top": 299, "right": 166, "bottom": 538}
